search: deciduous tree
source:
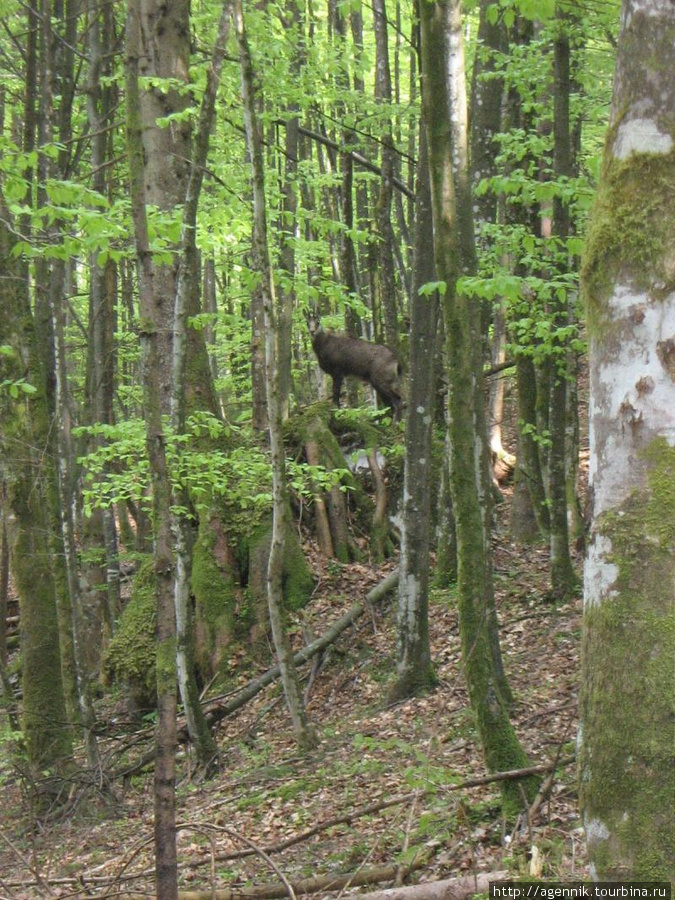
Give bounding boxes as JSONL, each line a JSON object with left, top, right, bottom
{"left": 579, "top": 0, "right": 675, "bottom": 880}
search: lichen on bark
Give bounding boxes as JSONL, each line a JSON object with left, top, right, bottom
{"left": 579, "top": 439, "right": 675, "bottom": 880}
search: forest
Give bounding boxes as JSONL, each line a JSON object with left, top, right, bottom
{"left": 0, "top": 0, "right": 673, "bottom": 896}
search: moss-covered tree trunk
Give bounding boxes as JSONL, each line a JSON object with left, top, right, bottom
{"left": 512, "top": 356, "right": 550, "bottom": 541}
{"left": 170, "top": 0, "right": 232, "bottom": 771}
{"left": 578, "top": 0, "right": 675, "bottom": 880}
{"left": 0, "top": 208, "right": 73, "bottom": 776}
{"left": 419, "top": 0, "right": 537, "bottom": 814}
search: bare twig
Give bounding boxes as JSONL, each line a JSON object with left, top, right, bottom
{"left": 0, "top": 826, "right": 55, "bottom": 896}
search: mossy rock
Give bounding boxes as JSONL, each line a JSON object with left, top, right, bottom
{"left": 104, "top": 559, "right": 156, "bottom": 716}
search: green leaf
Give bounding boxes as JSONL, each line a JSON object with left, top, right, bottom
{"left": 418, "top": 280, "right": 447, "bottom": 297}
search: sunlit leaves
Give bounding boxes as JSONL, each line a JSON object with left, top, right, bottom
{"left": 76, "top": 412, "right": 348, "bottom": 525}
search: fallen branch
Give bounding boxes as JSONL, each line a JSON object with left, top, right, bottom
{"left": 203, "top": 568, "right": 399, "bottom": 730}
{"left": 111, "top": 569, "right": 400, "bottom": 780}
{"left": 14, "top": 758, "right": 572, "bottom": 896}
{"left": 351, "top": 869, "right": 509, "bottom": 900}
{"left": 191, "top": 756, "right": 575, "bottom": 870}
{"left": 109, "top": 852, "right": 429, "bottom": 900}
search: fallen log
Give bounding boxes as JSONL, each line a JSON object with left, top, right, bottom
{"left": 108, "top": 851, "right": 429, "bottom": 900}
{"left": 346, "top": 870, "right": 509, "bottom": 900}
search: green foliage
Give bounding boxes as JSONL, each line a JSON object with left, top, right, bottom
{"left": 0, "top": 377, "right": 37, "bottom": 398}
{"left": 77, "top": 411, "right": 354, "bottom": 547}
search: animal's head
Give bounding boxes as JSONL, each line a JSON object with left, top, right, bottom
{"left": 305, "top": 307, "right": 322, "bottom": 340}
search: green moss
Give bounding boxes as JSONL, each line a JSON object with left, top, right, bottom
{"left": 642, "top": 439, "right": 675, "bottom": 547}
{"left": 282, "top": 525, "right": 315, "bottom": 611}
{"left": 155, "top": 636, "right": 177, "bottom": 695}
{"left": 192, "top": 518, "right": 239, "bottom": 658}
{"left": 104, "top": 559, "right": 157, "bottom": 713}
{"left": 579, "top": 438, "right": 675, "bottom": 878}
{"left": 582, "top": 150, "right": 675, "bottom": 332}
{"left": 248, "top": 515, "right": 314, "bottom": 614}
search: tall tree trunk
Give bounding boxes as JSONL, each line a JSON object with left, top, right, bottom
{"left": 236, "top": 0, "right": 317, "bottom": 752}
{"left": 276, "top": 0, "right": 305, "bottom": 418}
{"left": 579, "top": 0, "right": 675, "bottom": 880}
{"left": 390, "top": 124, "right": 438, "bottom": 701}
{"left": 0, "top": 491, "right": 8, "bottom": 667}
{"left": 170, "top": 0, "right": 233, "bottom": 771}
{"left": 251, "top": 284, "right": 268, "bottom": 431}
{"left": 0, "top": 207, "right": 73, "bottom": 778}
{"left": 513, "top": 355, "right": 550, "bottom": 539}
{"left": 548, "top": 9, "right": 577, "bottom": 600}
{"left": 469, "top": 0, "right": 506, "bottom": 234}
{"left": 52, "top": 263, "right": 103, "bottom": 771}
{"left": 419, "top": 0, "right": 536, "bottom": 814}
{"left": 372, "top": 0, "right": 399, "bottom": 352}
{"left": 125, "top": 6, "right": 179, "bottom": 894}
{"left": 444, "top": 0, "right": 511, "bottom": 704}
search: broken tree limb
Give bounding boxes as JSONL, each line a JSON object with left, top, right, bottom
{"left": 106, "top": 852, "right": 429, "bottom": 900}
{"left": 203, "top": 568, "right": 399, "bottom": 730}
{"left": 110, "top": 570, "right": 400, "bottom": 780}
{"left": 347, "top": 869, "right": 509, "bottom": 900}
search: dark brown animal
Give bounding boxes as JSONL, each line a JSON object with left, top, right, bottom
{"left": 308, "top": 315, "right": 403, "bottom": 419}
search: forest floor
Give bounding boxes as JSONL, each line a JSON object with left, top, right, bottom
{"left": 0, "top": 496, "right": 588, "bottom": 900}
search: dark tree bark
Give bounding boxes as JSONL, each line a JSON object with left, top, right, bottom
{"left": 469, "top": 0, "right": 506, "bottom": 234}
{"left": 0, "top": 207, "right": 73, "bottom": 776}
{"left": 125, "top": 3, "right": 181, "bottom": 892}
{"left": 513, "top": 355, "right": 550, "bottom": 540}
{"left": 275, "top": 0, "right": 306, "bottom": 418}
{"left": 0, "top": 492, "right": 8, "bottom": 667}
{"left": 419, "top": 0, "right": 536, "bottom": 814}
{"left": 170, "top": 0, "right": 233, "bottom": 771}
{"left": 372, "top": 0, "right": 400, "bottom": 352}
{"left": 548, "top": 9, "right": 577, "bottom": 599}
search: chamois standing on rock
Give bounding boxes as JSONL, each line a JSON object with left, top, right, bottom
{"left": 308, "top": 314, "right": 403, "bottom": 420}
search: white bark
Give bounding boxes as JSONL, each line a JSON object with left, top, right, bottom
{"left": 579, "top": 0, "right": 675, "bottom": 880}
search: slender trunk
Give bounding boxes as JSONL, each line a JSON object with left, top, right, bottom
{"left": 419, "top": 0, "right": 535, "bottom": 813}
{"left": 236, "top": 0, "right": 317, "bottom": 751}
{"left": 170, "top": 0, "right": 233, "bottom": 769}
{"left": 52, "top": 263, "right": 102, "bottom": 771}
{"left": 372, "top": 0, "right": 399, "bottom": 351}
{"left": 434, "top": 430, "right": 458, "bottom": 586}
{"left": 84, "top": 0, "right": 121, "bottom": 639}
{"left": 0, "top": 494, "right": 8, "bottom": 666}
{"left": 444, "top": 0, "right": 510, "bottom": 703}
{"left": 469, "top": 0, "right": 506, "bottom": 234}
{"left": 391, "top": 123, "right": 437, "bottom": 700}
{"left": 125, "top": 8, "right": 179, "bottom": 895}
{"left": 276, "top": 0, "right": 304, "bottom": 418}
{"left": 514, "top": 356, "right": 550, "bottom": 539}
{"left": 548, "top": 10, "right": 577, "bottom": 599}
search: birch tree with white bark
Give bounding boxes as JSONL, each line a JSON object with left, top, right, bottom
{"left": 579, "top": 0, "right": 675, "bottom": 881}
